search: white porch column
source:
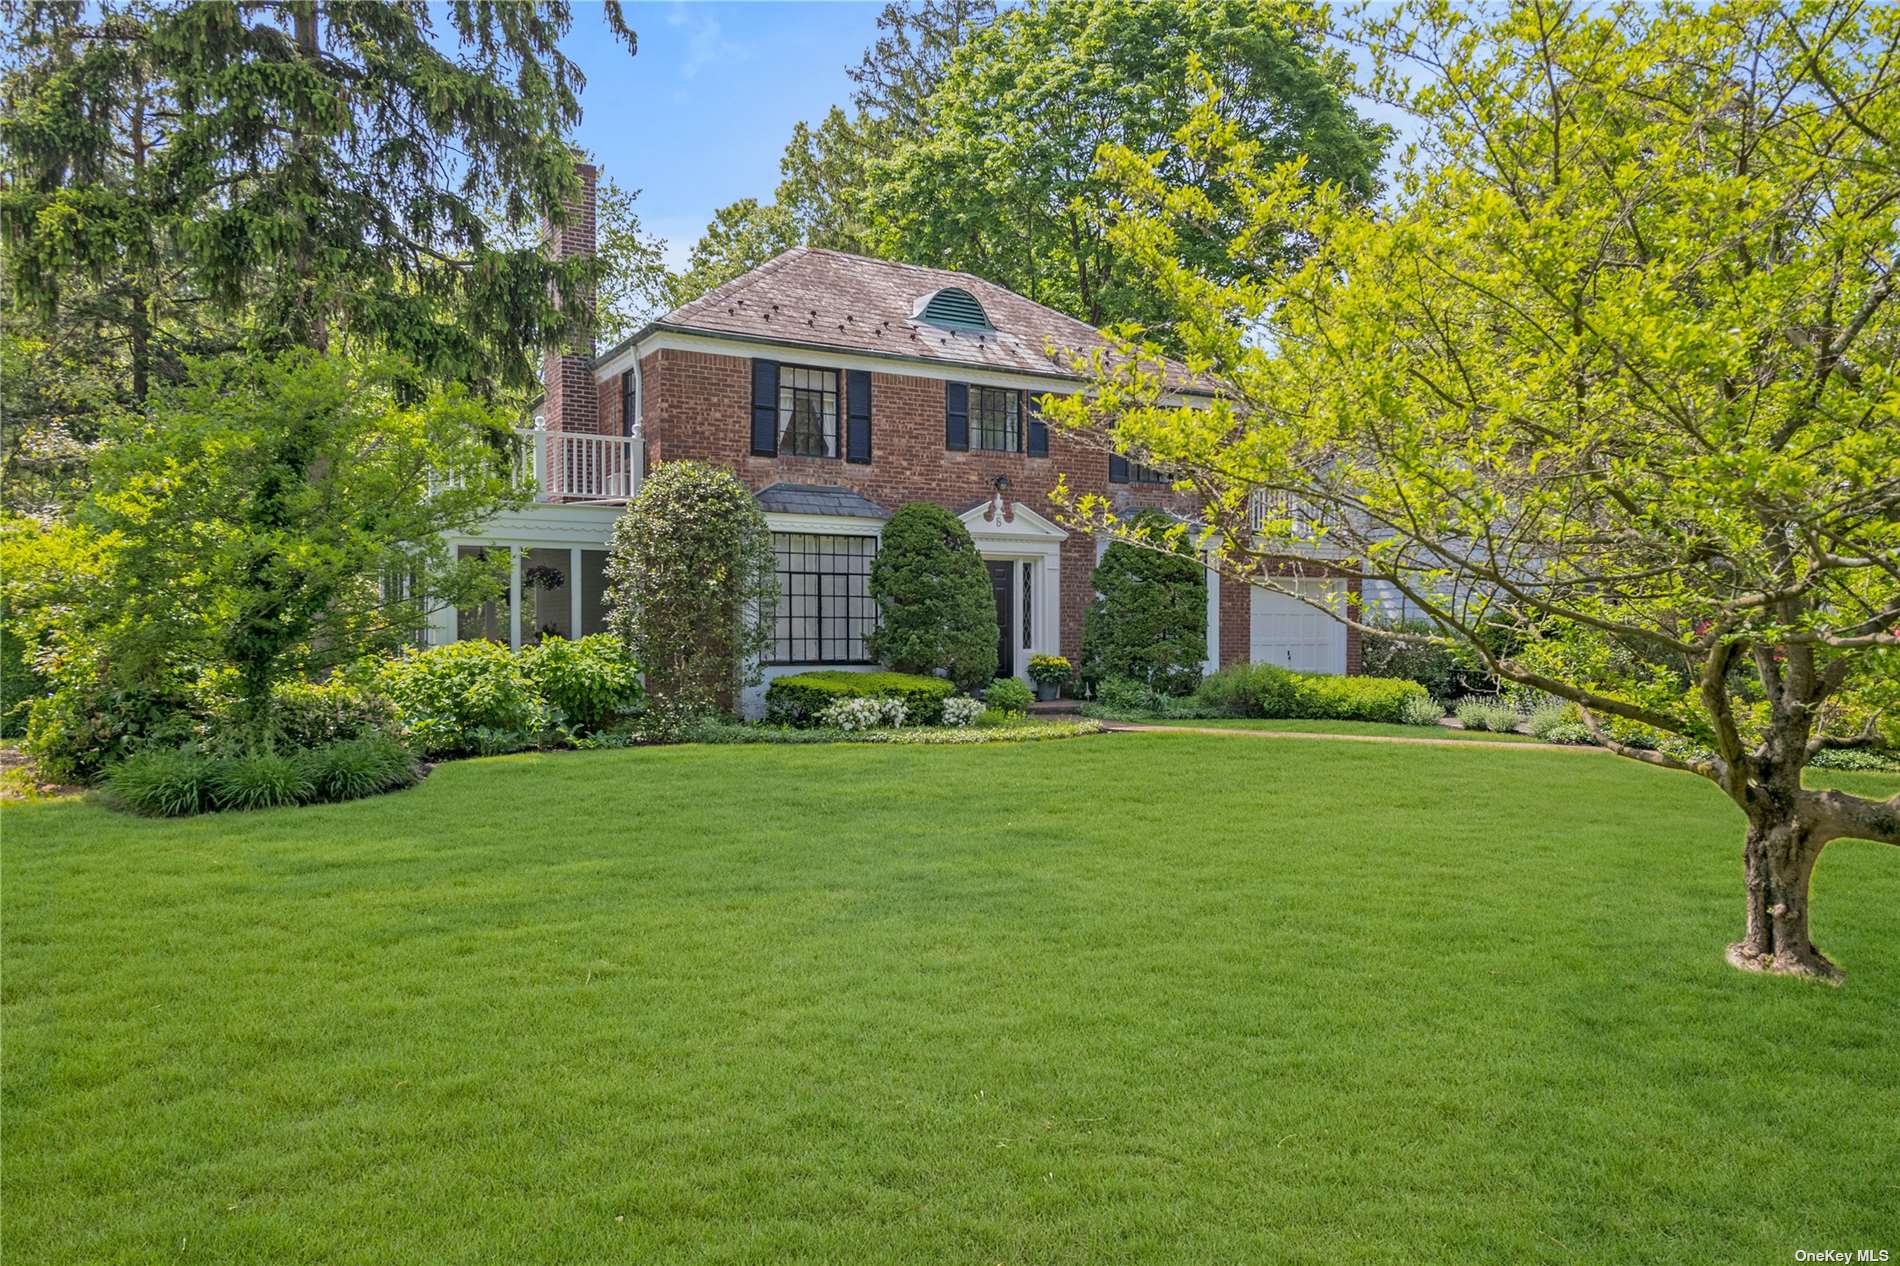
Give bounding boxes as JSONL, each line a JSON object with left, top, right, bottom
{"left": 508, "top": 546, "right": 523, "bottom": 650}
{"left": 569, "top": 546, "right": 583, "bottom": 638}
{"left": 1204, "top": 556, "right": 1221, "bottom": 674}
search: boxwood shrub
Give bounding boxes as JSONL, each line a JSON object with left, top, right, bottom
{"left": 765, "top": 670, "right": 956, "bottom": 727}
{"left": 1192, "top": 664, "right": 1430, "bottom": 724}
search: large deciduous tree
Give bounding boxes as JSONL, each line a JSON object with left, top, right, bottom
{"left": 870, "top": 0, "right": 1385, "bottom": 334}
{"left": 1052, "top": 1, "right": 1900, "bottom": 981}
{"left": 1, "top": 0, "right": 634, "bottom": 406}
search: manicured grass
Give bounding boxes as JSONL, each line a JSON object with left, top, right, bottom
{"left": 1130, "top": 716, "right": 1545, "bottom": 742}
{"left": 5, "top": 735, "right": 1896, "bottom": 1264}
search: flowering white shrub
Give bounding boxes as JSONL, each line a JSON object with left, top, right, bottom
{"left": 818, "top": 696, "right": 908, "bottom": 731}
{"left": 939, "top": 696, "right": 985, "bottom": 728}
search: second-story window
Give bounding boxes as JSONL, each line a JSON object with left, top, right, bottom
{"left": 778, "top": 366, "right": 839, "bottom": 458}
{"left": 971, "top": 386, "right": 1019, "bottom": 452}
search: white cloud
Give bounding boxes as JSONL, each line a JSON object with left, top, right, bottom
{"left": 673, "top": 7, "right": 747, "bottom": 81}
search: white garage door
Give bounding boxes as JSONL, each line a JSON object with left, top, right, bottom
{"left": 1250, "top": 581, "right": 1346, "bottom": 675}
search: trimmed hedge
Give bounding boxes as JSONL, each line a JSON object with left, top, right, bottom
{"left": 1193, "top": 663, "right": 1430, "bottom": 724}
{"left": 764, "top": 670, "right": 957, "bottom": 727}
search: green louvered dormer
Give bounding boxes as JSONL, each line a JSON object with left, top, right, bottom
{"left": 913, "top": 287, "right": 994, "bottom": 333}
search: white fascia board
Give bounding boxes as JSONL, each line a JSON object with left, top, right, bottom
{"left": 764, "top": 511, "right": 884, "bottom": 537}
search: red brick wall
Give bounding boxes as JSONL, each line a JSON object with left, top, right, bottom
{"left": 636, "top": 345, "right": 1362, "bottom": 674}
{"left": 543, "top": 162, "right": 598, "bottom": 441}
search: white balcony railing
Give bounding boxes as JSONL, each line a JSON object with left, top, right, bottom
{"left": 521, "top": 428, "right": 641, "bottom": 503}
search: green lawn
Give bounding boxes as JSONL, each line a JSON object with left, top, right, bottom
{"left": 5, "top": 735, "right": 1896, "bottom": 1264}
{"left": 1129, "top": 716, "right": 1545, "bottom": 742}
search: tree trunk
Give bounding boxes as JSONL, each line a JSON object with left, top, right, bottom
{"left": 1728, "top": 805, "right": 1841, "bottom": 983}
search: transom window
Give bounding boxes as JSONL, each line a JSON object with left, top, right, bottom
{"left": 772, "top": 532, "right": 877, "bottom": 664}
{"left": 971, "top": 386, "right": 1018, "bottom": 452}
{"left": 778, "top": 366, "right": 838, "bottom": 458}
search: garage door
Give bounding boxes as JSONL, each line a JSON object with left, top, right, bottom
{"left": 1250, "top": 581, "right": 1346, "bottom": 675}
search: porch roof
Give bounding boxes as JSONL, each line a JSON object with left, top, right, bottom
{"left": 756, "top": 482, "right": 891, "bottom": 521}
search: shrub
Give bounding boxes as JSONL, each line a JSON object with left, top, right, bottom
{"left": 1081, "top": 520, "right": 1206, "bottom": 695}
{"left": 819, "top": 696, "right": 908, "bottom": 731}
{"left": 1359, "top": 622, "right": 1492, "bottom": 700}
{"left": 209, "top": 751, "right": 314, "bottom": 812}
{"left": 106, "top": 748, "right": 219, "bottom": 817}
{"left": 765, "top": 670, "right": 956, "bottom": 727}
{"left": 1809, "top": 747, "right": 1900, "bottom": 772}
{"left": 867, "top": 503, "right": 997, "bottom": 691}
{"left": 1189, "top": 666, "right": 1259, "bottom": 717}
{"left": 1527, "top": 703, "right": 1594, "bottom": 744}
{"left": 299, "top": 734, "right": 420, "bottom": 801}
{"left": 984, "top": 676, "right": 1034, "bottom": 715}
{"left": 607, "top": 461, "right": 775, "bottom": 720}
{"left": 25, "top": 678, "right": 210, "bottom": 785}
{"left": 376, "top": 641, "right": 550, "bottom": 757}
{"left": 1455, "top": 699, "right": 1522, "bottom": 733}
{"left": 1188, "top": 663, "right": 1429, "bottom": 723}
{"left": 940, "top": 696, "right": 985, "bottom": 728}
{"left": 270, "top": 678, "right": 395, "bottom": 748}
{"left": 523, "top": 634, "right": 643, "bottom": 732}
{"left": 1400, "top": 693, "right": 1446, "bottom": 727}
{"left": 1028, "top": 654, "right": 1072, "bottom": 690}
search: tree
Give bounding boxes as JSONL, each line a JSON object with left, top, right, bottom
{"left": 775, "top": 108, "right": 880, "bottom": 255}
{"left": 869, "top": 0, "right": 1385, "bottom": 333}
{"left": 1081, "top": 516, "right": 1206, "bottom": 695}
{"left": 867, "top": 503, "right": 996, "bottom": 691}
{"left": 847, "top": 0, "right": 997, "bottom": 138}
{"left": 1050, "top": 2, "right": 1900, "bottom": 980}
{"left": 12, "top": 352, "right": 523, "bottom": 748}
{"left": 604, "top": 462, "right": 776, "bottom": 728}
{"left": 668, "top": 198, "right": 799, "bottom": 306}
{"left": 1, "top": 1, "right": 635, "bottom": 401}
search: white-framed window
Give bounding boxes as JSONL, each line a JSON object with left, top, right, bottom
{"left": 771, "top": 532, "right": 877, "bottom": 663}
{"left": 778, "top": 366, "right": 839, "bottom": 458}
{"left": 971, "top": 385, "right": 1019, "bottom": 452}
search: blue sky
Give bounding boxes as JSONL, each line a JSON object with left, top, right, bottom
{"left": 564, "top": 2, "right": 886, "bottom": 269}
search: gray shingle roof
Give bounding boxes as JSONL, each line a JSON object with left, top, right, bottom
{"left": 616, "top": 247, "right": 1207, "bottom": 391}
{"left": 755, "top": 482, "right": 891, "bottom": 520}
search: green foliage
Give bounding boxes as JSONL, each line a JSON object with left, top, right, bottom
{"left": 24, "top": 679, "right": 210, "bottom": 786}
{"left": 522, "top": 634, "right": 643, "bottom": 733}
{"left": 668, "top": 198, "right": 798, "bottom": 306}
{"left": 765, "top": 670, "right": 957, "bottom": 728}
{"left": 105, "top": 748, "right": 220, "bottom": 818}
{"left": 867, "top": 0, "right": 1384, "bottom": 333}
{"left": 298, "top": 735, "right": 421, "bottom": 803}
{"left": 867, "top": 503, "right": 997, "bottom": 692}
{"left": 1399, "top": 694, "right": 1446, "bottom": 728}
{"left": 268, "top": 679, "right": 396, "bottom": 749}
{"left": 680, "top": 716, "right": 1100, "bottom": 745}
{"left": 607, "top": 461, "right": 776, "bottom": 722}
{"left": 1049, "top": 2, "right": 1900, "bottom": 898}
{"left": 1190, "top": 664, "right": 1429, "bottom": 724}
{"left": 1361, "top": 623, "right": 1486, "bottom": 702}
{"left": 1528, "top": 703, "right": 1594, "bottom": 746}
{"left": 1, "top": 2, "right": 635, "bottom": 397}
{"left": 376, "top": 641, "right": 550, "bottom": 758}
{"left": 208, "top": 751, "right": 314, "bottom": 813}
{"left": 982, "top": 676, "right": 1034, "bottom": 716}
{"left": 1455, "top": 701, "right": 1523, "bottom": 735}
{"left": 1082, "top": 529, "right": 1206, "bottom": 696}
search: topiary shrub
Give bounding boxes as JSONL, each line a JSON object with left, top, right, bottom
{"left": 376, "top": 640, "right": 550, "bottom": 757}
{"left": 522, "top": 634, "right": 643, "bottom": 733}
{"left": 607, "top": 461, "right": 775, "bottom": 726}
{"left": 765, "top": 670, "right": 956, "bottom": 727}
{"left": 1081, "top": 519, "right": 1207, "bottom": 696}
{"left": 867, "top": 503, "right": 997, "bottom": 692}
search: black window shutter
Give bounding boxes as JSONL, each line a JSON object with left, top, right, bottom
{"left": 750, "top": 359, "right": 779, "bottom": 456}
{"left": 846, "top": 370, "right": 872, "bottom": 464}
{"left": 945, "top": 382, "right": 969, "bottom": 451}
{"left": 621, "top": 369, "right": 637, "bottom": 438}
{"left": 1109, "top": 453, "right": 1130, "bottom": 483}
{"left": 1026, "top": 391, "right": 1048, "bottom": 457}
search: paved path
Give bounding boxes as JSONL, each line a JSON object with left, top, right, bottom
{"left": 1100, "top": 721, "right": 1607, "bottom": 752}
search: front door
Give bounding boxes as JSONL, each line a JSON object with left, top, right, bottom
{"left": 986, "top": 560, "right": 1013, "bottom": 680}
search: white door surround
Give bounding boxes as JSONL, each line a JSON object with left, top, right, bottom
{"left": 961, "top": 495, "right": 1066, "bottom": 685}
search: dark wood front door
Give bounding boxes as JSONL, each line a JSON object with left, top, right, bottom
{"left": 986, "top": 560, "right": 1013, "bottom": 680}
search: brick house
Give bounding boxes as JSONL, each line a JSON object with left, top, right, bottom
{"left": 432, "top": 166, "right": 1359, "bottom": 710}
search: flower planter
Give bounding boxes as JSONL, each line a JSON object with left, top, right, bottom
{"left": 1036, "top": 681, "right": 1059, "bottom": 702}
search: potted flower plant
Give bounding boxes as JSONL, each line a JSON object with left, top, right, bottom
{"left": 1027, "top": 654, "right": 1072, "bottom": 702}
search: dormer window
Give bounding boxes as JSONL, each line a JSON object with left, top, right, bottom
{"left": 913, "top": 287, "right": 993, "bottom": 333}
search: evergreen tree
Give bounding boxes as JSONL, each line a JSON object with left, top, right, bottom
{"left": 867, "top": 503, "right": 996, "bottom": 691}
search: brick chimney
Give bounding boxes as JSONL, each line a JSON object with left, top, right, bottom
{"left": 543, "top": 159, "right": 599, "bottom": 440}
